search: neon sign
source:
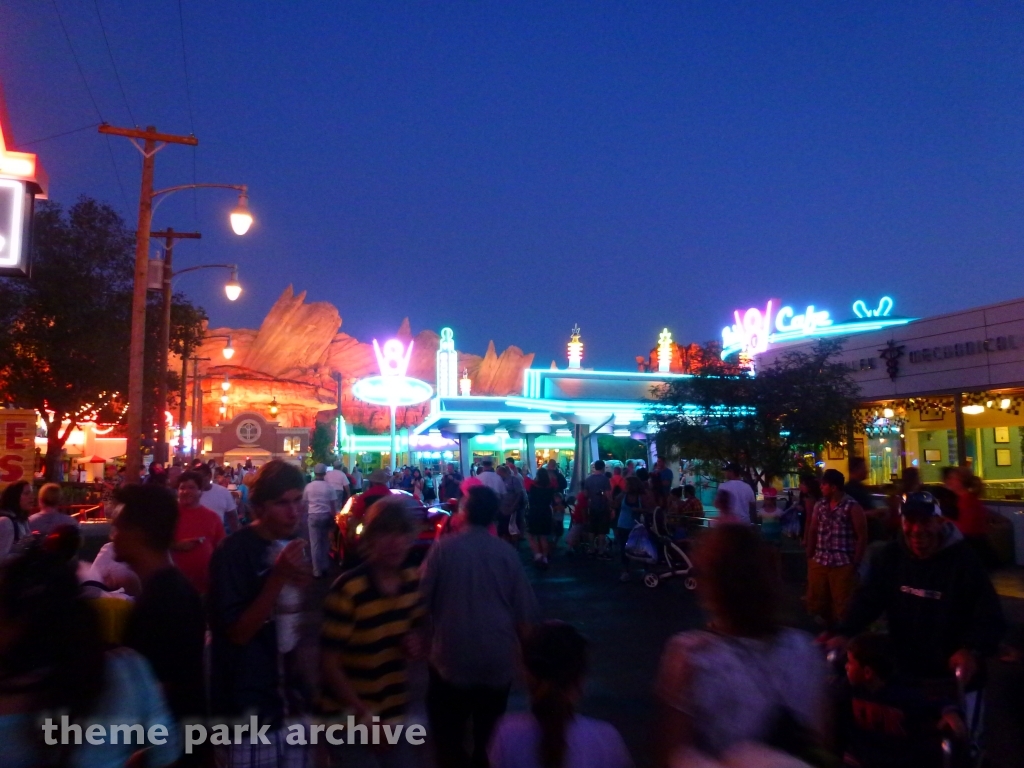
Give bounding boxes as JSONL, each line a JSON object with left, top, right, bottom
{"left": 721, "top": 297, "right": 912, "bottom": 359}
{"left": 436, "top": 327, "right": 459, "bottom": 397}
{"left": 0, "top": 84, "right": 46, "bottom": 277}
{"left": 852, "top": 296, "right": 894, "bottom": 319}
{"left": 657, "top": 329, "right": 673, "bottom": 373}
{"left": 352, "top": 339, "right": 433, "bottom": 470}
{"left": 567, "top": 325, "right": 583, "bottom": 369}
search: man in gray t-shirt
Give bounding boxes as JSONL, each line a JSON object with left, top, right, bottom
{"left": 421, "top": 486, "right": 539, "bottom": 768}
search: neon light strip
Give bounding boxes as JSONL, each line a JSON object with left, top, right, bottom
{"left": 721, "top": 317, "right": 914, "bottom": 359}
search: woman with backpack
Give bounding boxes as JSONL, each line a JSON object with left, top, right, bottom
{"left": 0, "top": 480, "right": 32, "bottom": 559}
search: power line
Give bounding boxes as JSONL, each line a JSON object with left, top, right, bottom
{"left": 105, "top": 135, "right": 133, "bottom": 215}
{"left": 176, "top": 0, "right": 202, "bottom": 243}
{"left": 92, "top": 0, "right": 136, "bottom": 126}
{"left": 49, "top": 0, "right": 132, "bottom": 215}
{"left": 176, "top": 0, "right": 196, "bottom": 136}
{"left": 17, "top": 122, "right": 101, "bottom": 147}
{"left": 50, "top": 0, "right": 104, "bottom": 123}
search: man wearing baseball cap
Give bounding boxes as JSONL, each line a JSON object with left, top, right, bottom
{"left": 832, "top": 491, "right": 1005, "bottom": 692}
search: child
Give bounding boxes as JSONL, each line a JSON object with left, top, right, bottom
{"left": 488, "top": 622, "right": 632, "bottom": 768}
{"left": 320, "top": 496, "right": 426, "bottom": 765}
{"left": 841, "top": 632, "right": 965, "bottom": 768}
{"left": 565, "top": 491, "right": 589, "bottom": 554}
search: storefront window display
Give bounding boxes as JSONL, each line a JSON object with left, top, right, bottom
{"left": 859, "top": 393, "right": 1024, "bottom": 499}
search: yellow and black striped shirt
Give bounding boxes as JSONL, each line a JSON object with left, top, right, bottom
{"left": 320, "top": 564, "right": 424, "bottom": 722}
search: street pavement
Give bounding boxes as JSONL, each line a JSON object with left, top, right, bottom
{"left": 294, "top": 536, "right": 1024, "bottom": 768}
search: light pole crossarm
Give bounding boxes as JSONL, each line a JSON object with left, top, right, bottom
{"left": 172, "top": 263, "right": 237, "bottom": 278}
{"left": 151, "top": 183, "right": 248, "bottom": 216}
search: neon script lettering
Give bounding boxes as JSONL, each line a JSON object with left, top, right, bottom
{"left": 721, "top": 301, "right": 773, "bottom": 357}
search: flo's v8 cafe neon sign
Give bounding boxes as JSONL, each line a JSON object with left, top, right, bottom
{"left": 721, "top": 296, "right": 911, "bottom": 359}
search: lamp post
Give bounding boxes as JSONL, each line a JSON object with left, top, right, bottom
{"left": 173, "top": 331, "right": 235, "bottom": 461}
{"left": 150, "top": 227, "right": 241, "bottom": 464}
{"left": 99, "top": 121, "right": 253, "bottom": 479}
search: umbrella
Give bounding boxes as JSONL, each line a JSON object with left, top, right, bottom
{"left": 88, "top": 455, "right": 107, "bottom": 464}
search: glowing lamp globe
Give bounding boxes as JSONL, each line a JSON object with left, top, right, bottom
{"left": 224, "top": 268, "right": 242, "bottom": 302}
{"left": 222, "top": 335, "right": 235, "bottom": 359}
{"left": 229, "top": 192, "right": 253, "bottom": 236}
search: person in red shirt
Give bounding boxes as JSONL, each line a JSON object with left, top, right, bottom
{"left": 944, "top": 466, "right": 993, "bottom": 566}
{"left": 346, "top": 469, "right": 393, "bottom": 521}
{"left": 171, "top": 470, "right": 225, "bottom": 595}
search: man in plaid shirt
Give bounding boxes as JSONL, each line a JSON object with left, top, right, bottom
{"left": 806, "top": 468, "right": 868, "bottom": 629}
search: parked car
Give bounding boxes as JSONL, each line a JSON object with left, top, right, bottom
{"left": 332, "top": 488, "right": 450, "bottom": 567}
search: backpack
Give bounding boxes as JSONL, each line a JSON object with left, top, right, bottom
{"left": 0, "top": 510, "right": 23, "bottom": 543}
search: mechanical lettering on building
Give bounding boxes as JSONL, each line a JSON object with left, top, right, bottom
{"left": 907, "top": 336, "right": 1017, "bottom": 364}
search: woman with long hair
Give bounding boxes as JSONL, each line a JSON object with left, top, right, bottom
{"left": 0, "top": 531, "right": 180, "bottom": 767}
{"left": 488, "top": 622, "right": 632, "bottom": 768}
{"left": 0, "top": 480, "right": 33, "bottom": 558}
{"left": 411, "top": 468, "right": 425, "bottom": 501}
{"left": 655, "top": 526, "right": 825, "bottom": 766}
{"left": 527, "top": 468, "right": 556, "bottom": 567}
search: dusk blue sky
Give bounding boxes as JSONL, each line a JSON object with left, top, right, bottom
{"left": 3, "top": 2, "right": 1024, "bottom": 369}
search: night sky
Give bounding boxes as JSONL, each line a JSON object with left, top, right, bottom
{"left": 4, "top": 3, "right": 1024, "bottom": 369}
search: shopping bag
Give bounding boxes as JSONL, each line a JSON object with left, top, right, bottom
{"left": 625, "top": 523, "right": 658, "bottom": 562}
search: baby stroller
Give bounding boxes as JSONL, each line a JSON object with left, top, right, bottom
{"left": 625, "top": 508, "right": 697, "bottom": 590}
{"left": 827, "top": 648, "right": 984, "bottom": 768}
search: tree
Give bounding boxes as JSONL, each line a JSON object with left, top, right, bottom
{"left": 0, "top": 198, "right": 135, "bottom": 479}
{"left": 310, "top": 421, "right": 335, "bottom": 465}
{"left": 655, "top": 340, "right": 859, "bottom": 488}
{"left": 0, "top": 198, "right": 208, "bottom": 478}
{"left": 146, "top": 294, "right": 207, "bottom": 453}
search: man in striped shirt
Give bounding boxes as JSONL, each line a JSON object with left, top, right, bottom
{"left": 320, "top": 495, "right": 425, "bottom": 761}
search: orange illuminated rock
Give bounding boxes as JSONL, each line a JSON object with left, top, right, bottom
{"left": 181, "top": 286, "right": 535, "bottom": 430}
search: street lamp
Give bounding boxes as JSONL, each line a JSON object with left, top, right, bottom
{"left": 98, "top": 118, "right": 254, "bottom": 478}
{"left": 223, "top": 335, "right": 234, "bottom": 360}
{"left": 269, "top": 397, "right": 279, "bottom": 417}
{"left": 230, "top": 191, "right": 253, "bottom": 235}
{"left": 224, "top": 267, "right": 242, "bottom": 301}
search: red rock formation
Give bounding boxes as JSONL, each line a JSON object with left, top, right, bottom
{"left": 183, "top": 287, "right": 535, "bottom": 431}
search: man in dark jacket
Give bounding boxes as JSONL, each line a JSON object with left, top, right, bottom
{"left": 833, "top": 491, "right": 1005, "bottom": 689}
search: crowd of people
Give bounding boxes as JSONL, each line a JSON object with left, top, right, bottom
{"left": 0, "top": 451, "right": 1017, "bottom": 768}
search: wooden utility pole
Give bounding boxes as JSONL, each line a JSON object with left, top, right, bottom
{"left": 99, "top": 125, "right": 197, "bottom": 479}
{"left": 151, "top": 228, "right": 201, "bottom": 465}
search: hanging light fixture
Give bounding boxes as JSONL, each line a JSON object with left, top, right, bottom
{"left": 229, "top": 189, "right": 254, "bottom": 235}
{"left": 269, "top": 397, "right": 279, "bottom": 417}
{"left": 222, "top": 335, "right": 235, "bottom": 360}
{"left": 221, "top": 375, "right": 231, "bottom": 392}
{"left": 220, "top": 394, "right": 228, "bottom": 405}
{"left": 962, "top": 404, "right": 985, "bottom": 415}
{"left": 224, "top": 267, "right": 242, "bottom": 301}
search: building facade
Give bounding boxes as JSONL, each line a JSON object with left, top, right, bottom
{"left": 758, "top": 296, "right": 1024, "bottom": 498}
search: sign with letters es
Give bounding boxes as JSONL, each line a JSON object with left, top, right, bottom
{"left": 0, "top": 410, "right": 37, "bottom": 489}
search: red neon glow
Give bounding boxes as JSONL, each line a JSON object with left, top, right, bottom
{"left": 0, "top": 81, "right": 46, "bottom": 194}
